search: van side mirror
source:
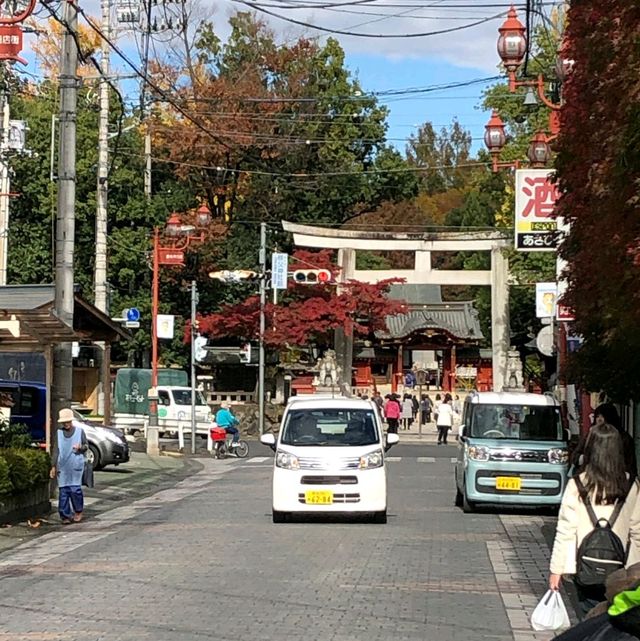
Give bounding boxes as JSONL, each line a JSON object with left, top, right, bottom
{"left": 385, "top": 432, "right": 399, "bottom": 451}
{"left": 260, "top": 433, "right": 276, "bottom": 452}
{"left": 459, "top": 424, "right": 466, "bottom": 441}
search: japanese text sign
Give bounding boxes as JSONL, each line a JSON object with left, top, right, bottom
{"left": 515, "top": 169, "right": 560, "bottom": 252}
{"left": 0, "top": 25, "right": 24, "bottom": 64}
{"left": 271, "top": 252, "right": 288, "bottom": 290}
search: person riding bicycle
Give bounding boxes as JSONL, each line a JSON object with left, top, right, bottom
{"left": 215, "top": 402, "right": 240, "bottom": 447}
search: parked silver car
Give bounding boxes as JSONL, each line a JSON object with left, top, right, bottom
{"left": 72, "top": 411, "right": 130, "bottom": 470}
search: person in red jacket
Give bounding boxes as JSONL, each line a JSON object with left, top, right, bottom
{"left": 384, "top": 394, "right": 401, "bottom": 434}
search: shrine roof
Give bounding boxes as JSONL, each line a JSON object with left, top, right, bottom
{"left": 382, "top": 301, "right": 483, "bottom": 342}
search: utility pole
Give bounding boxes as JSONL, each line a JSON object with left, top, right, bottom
{"left": 0, "top": 67, "right": 10, "bottom": 287}
{"left": 94, "top": 0, "right": 111, "bottom": 420}
{"left": 144, "top": 130, "right": 151, "bottom": 199}
{"left": 52, "top": 0, "right": 79, "bottom": 442}
{"left": 94, "top": 0, "right": 109, "bottom": 313}
{"left": 190, "top": 279, "right": 198, "bottom": 454}
{"left": 258, "top": 222, "right": 266, "bottom": 435}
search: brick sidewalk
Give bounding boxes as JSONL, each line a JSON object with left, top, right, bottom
{"left": 489, "top": 514, "right": 578, "bottom": 641}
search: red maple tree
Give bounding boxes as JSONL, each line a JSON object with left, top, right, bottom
{"left": 197, "top": 250, "right": 406, "bottom": 347}
{"left": 555, "top": 0, "right": 640, "bottom": 400}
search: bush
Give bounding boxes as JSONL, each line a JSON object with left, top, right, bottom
{"left": 0, "top": 449, "right": 50, "bottom": 496}
{"left": 0, "top": 422, "right": 32, "bottom": 449}
{"left": 0, "top": 456, "right": 11, "bottom": 495}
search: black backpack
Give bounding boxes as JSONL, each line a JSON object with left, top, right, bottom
{"left": 574, "top": 477, "right": 629, "bottom": 588}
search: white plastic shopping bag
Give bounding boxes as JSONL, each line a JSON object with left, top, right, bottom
{"left": 531, "top": 590, "right": 571, "bottom": 631}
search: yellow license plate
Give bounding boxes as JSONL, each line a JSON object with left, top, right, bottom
{"left": 496, "top": 476, "right": 521, "bottom": 491}
{"left": 305, "top": 490, "right": 333, "bottom": 505}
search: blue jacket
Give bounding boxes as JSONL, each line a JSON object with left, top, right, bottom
{"left": 216, "top": 408, "right": 238, "bottom": 428}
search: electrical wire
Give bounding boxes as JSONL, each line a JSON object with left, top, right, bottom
{"left": 40, "top": 2, "right": 127, "bottom": 179}
{"left": 73, "top": 3, "right": 235, "bottom": 153}
{"left": 232, "top": 0, "right": 507, "bottom": 38}
{"left": 115, "top": 148, "right": 490, "bottom": 178}
{"left": 254, "top": 1, "right": 538, "bottom": 8}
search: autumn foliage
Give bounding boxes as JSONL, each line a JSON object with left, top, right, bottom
{"left": 197, "top": 250, "right": 406, "bottom": 347}
{"left": 555, "top": 1, "right": 640, "bottom": 400}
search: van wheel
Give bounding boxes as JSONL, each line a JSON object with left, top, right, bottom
{"left": 272, "top": 510, "right": 288, "bottom": 523}
{"left": 462, "top": 485, "right": 475, "bottom": 514}
{"left": 372, "top": 510, "right": 387, "bottom": 524}
{"left": 88, "top": 444, "right": 102, "bottom": 470}
{"left": 455, "top": 486, "right": 463, "bottom": 507}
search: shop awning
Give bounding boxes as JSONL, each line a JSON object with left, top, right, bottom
{"left": 0, "top": 285, "right": 130, "bottom": 346}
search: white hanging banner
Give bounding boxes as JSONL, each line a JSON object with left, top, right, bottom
{"left": 7, "top": 120, "right": 25, "bottom": 151}
{"left": 156, "top": 314, "right": 175, "bottom": 339}
{"left": 271, "top": 253, "right": 288, "bottom": 289}
{"left": 535, "top": 282, "right": 557, "bottom": 318}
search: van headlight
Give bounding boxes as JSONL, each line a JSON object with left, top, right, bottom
{"left": 359, "top": 450, "right": 384, "bottom": 469}
{"left": 467, "top": 445, "right": 490, "bottom": 461}
{"left": 104, "top": 431, "right": 124, "bottom": 444}
{"left": 548, "top": 448, "right": 569, "bottom": 464}
{"left": 275, "top": 451, "right": 300, "bottom": 470}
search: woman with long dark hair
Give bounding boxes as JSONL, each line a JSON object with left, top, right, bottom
{"left": 549, "top": 424, "right": 640, "bottom": 616}
{"left": 571, "top": 403, "right": 637, "bottom": 477}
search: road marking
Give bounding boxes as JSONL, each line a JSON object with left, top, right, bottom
{"left": 450, "top": 457, "right": 458, "bottom": 464}
{"left": 417, "top": 457, "right": 436, "bottom": 463}
{"left": 386, "top": 456, "right": 402, "bottom": 462}
{"left": 250, "top": 456, "right": 269, "bottom": 463}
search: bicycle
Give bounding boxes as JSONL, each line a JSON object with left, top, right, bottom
{"left": 210, "top": 427, "right": 249, "bottom": 459}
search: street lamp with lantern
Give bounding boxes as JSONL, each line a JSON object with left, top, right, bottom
{"left": 147, "top": 204, "right": 211, "bottom": 455}
{"left": 497, "top": 5, "right": 527, "bottom": 79}
{"left": 527, "top": 131, "right": 552, "bottom": 167}
{"left": 496, "top": 5, "right": 567, "bottom": 136}
{"left": 484, "top": 111, "right": 521, "bottom": 172}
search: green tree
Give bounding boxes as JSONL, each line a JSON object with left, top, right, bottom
{"left": 406, "top": 119, "right": 472, "bottom": 195}
{"left": 8, "top": 80, "right": 196, "bottom": 366}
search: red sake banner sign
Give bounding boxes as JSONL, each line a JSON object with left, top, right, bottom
{"left": 515, "top": 169, "right": 560, "bottom": 252}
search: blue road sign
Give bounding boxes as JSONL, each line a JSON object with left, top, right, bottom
{"left": 126, "top": 307, "right": 140, "bottom": 322}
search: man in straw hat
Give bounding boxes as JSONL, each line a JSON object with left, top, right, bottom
{"left": 49, "top": 408, "right": 88, "bottom": 524}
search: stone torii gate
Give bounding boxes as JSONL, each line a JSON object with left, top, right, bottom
{"left": 282, "top": 221, "right": 512, "bottom": 393}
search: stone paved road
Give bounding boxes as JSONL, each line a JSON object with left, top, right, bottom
{"left": 0, "top": 446, "right": 567, "bottom": 641}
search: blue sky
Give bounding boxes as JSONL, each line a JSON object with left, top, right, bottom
{"left": 24, "top": 0, "right": 513, "bottom": 155}
{"left": 208, "top": 0, "right": 512, "bottom": 153}
{"left": 347, "top": 54, "right": 497, "bottom": 152}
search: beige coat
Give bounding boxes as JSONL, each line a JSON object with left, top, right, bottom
{"left": 549, "top": 477, "right": 640, "bottom": 576}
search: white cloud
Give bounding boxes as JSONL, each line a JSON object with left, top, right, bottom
{"left": 212, "top": 0, "right": 506, "bottom": 73}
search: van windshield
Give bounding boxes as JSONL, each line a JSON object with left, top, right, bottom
{"left": 468, "top": 404, "right": 563, "bottom": 441}
{"left": 281, "top": 409, "right": 379, "bottom": 447}
{"left": 172, "top": 390, "right": 208, "bottom": 406}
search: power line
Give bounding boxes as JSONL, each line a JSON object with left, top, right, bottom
{"left": 115, "top": 148, "right": 490, "bottom": 178}
{"left": 72, "top": 3, "right": 234, "bottom": 153}
{"left": 232, "top": 0, "right": 507, "bottom": 38}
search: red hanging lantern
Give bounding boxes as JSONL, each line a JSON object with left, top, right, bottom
{"left": 196, "top": 204, "right": 211, "bottom": 227}
{"left": 555, "top": 39, "right": 575, "bottom": 83}
{"left": 527, "top": 132, "right": 551, "bottom": 167}
{"left": 484, "top": 111, "right": 507, "bottom": 154}
{"left": 165, "top": 212, "right": 183, "bottom": 237}
{"left": 497, "top": 6, "right": 527, "bottom": 73}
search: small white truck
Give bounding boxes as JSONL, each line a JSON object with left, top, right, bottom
{"left": 113, "top": 368, "right": 213, "bottom": 436}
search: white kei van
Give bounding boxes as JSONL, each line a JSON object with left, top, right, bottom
{"left": 260, "top": 396, "right": 399, "bottom": 523}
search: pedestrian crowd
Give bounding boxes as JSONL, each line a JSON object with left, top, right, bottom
{"left": 373, "top": 389, "right": 461, "bottom": 444}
